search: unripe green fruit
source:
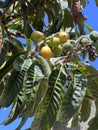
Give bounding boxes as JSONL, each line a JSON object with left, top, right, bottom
{"left": 53, "top": 45, "right": 63, "bottom": 56}
{"left": 63, "top": 42, "right": 73, "bottom": 52}
{"left": 52, "top": 37, "right": 61, "bottom": 47}
{"left": 31, "top": 31, "right": 44, "bottom": 42}
{"left": 46, "top": 39, "right": 52, "bottom": 47}
{"left": 80, "top": 37, "right": 89, "bottom": 45}
{"left": 89, "top": 31, "right": 98, "bottom": 41}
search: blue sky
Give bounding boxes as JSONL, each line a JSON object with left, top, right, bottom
{"left": 0, "top": 1, "right": 98, "bottom": 130}
{"left": 83, "top": 0, "right": 98, "bottom": 69}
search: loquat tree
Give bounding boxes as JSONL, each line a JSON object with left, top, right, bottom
{"left": 0, "top": 0, "right": 98, "bottom": 130}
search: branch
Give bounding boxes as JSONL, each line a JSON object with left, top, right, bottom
{"left": 27, "top": 46, "right": 38, "bottom": 58}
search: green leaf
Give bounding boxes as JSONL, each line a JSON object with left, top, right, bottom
{"left": 31, "top": 65, "right": 66, "bottom": 130}
{"left": 84, "top": 23, "right": 93, "bottom": 33}
{"left": 63, "top": 9, "right": 73, "bottom": 29}
{"left": 88, "top": 80, "right": 98, "bottom": 99}
{"left": 79, "top": 98, "right": 91, "bottom": 122}
{"left": 0, "top": 40, "right": 9, "bottom": 66}
{"left": 71, "top": 63, "right": 98, "bottom": 100}
{"left": 67, "top": 111, "right": 79, "bottom": 128}
{"left": 88, "top": 113, "right": 98, "bottom": 130}
{"left": 78, "top": 12, "right": 85, "bottom": 35}
{"left": 3, "top": 101, "right": 18, "bottom": 125}
{"left": 23, "top": 79, "right": 48, "bottom": 117}
{"left": 95, "top": 0, "right": 98, "bottom": 6}
{"left": 25, "top": 37, "right": 32, "bottom": 51}
{"left": 8, "top": 22, "right": 22, "bottom": 32}
{"left": 4, "top": 90, "right": 26, "bottom": 125}
{"left": 0, "top": 0, "right": 13, "bottom": 8}
{"left": 0, "top": 70, "right": 24, "bottom": 107}
{"left": 37, "top": 56, "right": 52, "bottom": 78}
{"left": 80, "top": 0, "right": 87, "bottom": 9}
{"left": 24, "top": 62, "right": 44, "bottom": 99}
{"left": 45, "top": 8, "right": 54, "bottom": 25}
{"left": 0, "top": 57, "right": 32, "bottom": 107}
{"left": 44, "top": 0, "right": 62, "bottom": 35}
{"left": 8, "top": 37, "right": 24, "bottom": 55}
{"left": 44, "top": 7, "right": 59, "bottom": 35}
{"left": 24, "top": 22, "right": 33, "bottom": 38}
{"left": 3, "top": 60, "right": 45, "bottom": 127}
{"left": 15, "top": 117, "right": 28, "bottom": 130}
{"left": 0, "top": 25, "right": 2, "bottom": 39}
{"left": 57, "top": 71, "right": 87, "bottom": 121}
{"left": 59, "top": 0, "right": 68, "bottom": 10}
{"left": 31, "top": 78, "right": 48, "bottom": 114}
{"left": 0, "top": 80, "right": 5, "bottom": 97}
{"left": 71, "top": 62, "right": 98, "bottom": 81}
{"left": 0, "top": 52, "right": 27, "bottom": 81}
{"left": 13, "top": 55, "right": 32, "bottom": 71}
{"left": 21, "top": 62, "right": 44, "bottom": 116}
{"left": 67, "top": 0, "right": 71, "bottom": 7}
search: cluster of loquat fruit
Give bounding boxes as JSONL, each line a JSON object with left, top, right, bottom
{"left": 80, "top": 31, "right": 98, "bottom": 61}
{"left": 31, "top": 31, "right": 73, "bottom": 59}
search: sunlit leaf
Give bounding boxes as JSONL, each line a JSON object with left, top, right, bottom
{"left": 13, "top": 55, "right": 32, "bottom": 71}
{"left": 63, "top": 9, "right": 73, "bottom": 29}
{"left": 88, "top": 113, "right": 98, "bottom": 130}
{"left": 78, "top": 12, "right": 85, "bottom": 35}
{"left": 84, "top": 23, "right": 93, "bottom": 33}
{"left": 0, "top": 40, "right": 9, "bottom": 66}
{"left": 37, "top": 56, "right": 52, "bottom": 78}
{"left": 7, "top": 37, "right": 24, "bottom": 55}
{"left": 67, "top": 111, "right": 79, "bottom": 128}
{"left": 79, "top": 98, "right": 91, "bottom": 122}
{"left": 0, "top": 52, "right": 27, "bottom": 81}
{"left": 0, "top": 56, "right": 32, "bottom": 107}
{"left": 59, "top": 0, "right": 68, "bottom": 10}
{"left": 31, "top": 65, "right": 66, "bottom": 130}
{"left": 57, "top": 71, "right": 87, "bottom": 121}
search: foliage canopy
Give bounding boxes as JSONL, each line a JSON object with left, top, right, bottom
{"left": 0, "top": 0, "right": 98, "bottom": 130}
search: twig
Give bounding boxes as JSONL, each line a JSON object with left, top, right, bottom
{"left": 27, "top": 46, "right": 38, "bottom": 58}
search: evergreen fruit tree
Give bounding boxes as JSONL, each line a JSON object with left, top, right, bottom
{"left": 0, "top": 0, "right": 98, "bottom": 130}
